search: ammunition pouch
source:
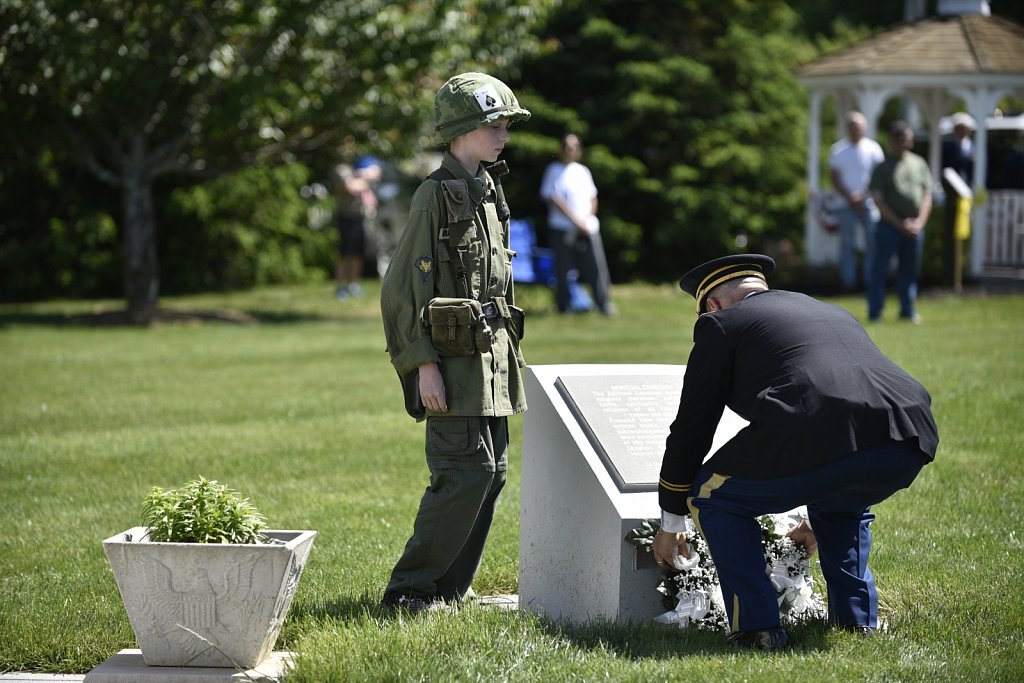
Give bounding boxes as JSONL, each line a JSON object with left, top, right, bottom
{"left": 426, "top": 297, "right": 494, "bottom": 357}
{"left": 439, "top": 179, "right": 475, "bottom": 224}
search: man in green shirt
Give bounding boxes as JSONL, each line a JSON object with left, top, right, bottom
{"left": 868, "top": 120, "right": 933, "bottom": 323}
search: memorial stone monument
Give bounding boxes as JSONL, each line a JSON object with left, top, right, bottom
{"left": 519, "top": 364, "right": 747, "bottom": 623}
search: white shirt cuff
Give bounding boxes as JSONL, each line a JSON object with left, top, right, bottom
{"left": 660, "top": 510, "right": 688, "bottom": 534}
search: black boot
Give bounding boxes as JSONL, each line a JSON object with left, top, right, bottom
{"left": 726, "top": 627, "right": 790, "bottom": 650}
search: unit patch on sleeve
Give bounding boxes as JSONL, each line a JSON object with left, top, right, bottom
{"left": 414, "top": 256, "right": 433, "bottom": 283}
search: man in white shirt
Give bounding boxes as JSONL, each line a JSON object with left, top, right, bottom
{"left": 829, "top": 111, "right": 885, "bottom": 291}
{"left": 540, "top": 133, "right": 613, "bottom": 314}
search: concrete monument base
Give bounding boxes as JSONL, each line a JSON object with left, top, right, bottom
{"left": 519, "top": 364, "right": 747, "bottom": 624}
{"left": 83, "top": 650, "right": 293, "bottom": 683}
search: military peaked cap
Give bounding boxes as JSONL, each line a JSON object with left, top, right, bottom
{"left": 678, "top": 253, "right": 775, "bottom": 314}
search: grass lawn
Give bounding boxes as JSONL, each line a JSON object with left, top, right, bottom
{"left": 1, "top": 280, "right": 1022, "bottom": 681}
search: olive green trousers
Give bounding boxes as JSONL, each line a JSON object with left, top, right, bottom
{"left": 384, "top": 415, "right": 508, "bottom": 602}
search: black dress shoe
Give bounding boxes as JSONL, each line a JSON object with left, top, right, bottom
{"left": 726, "top": 627, "right": 789, "bottom": 650}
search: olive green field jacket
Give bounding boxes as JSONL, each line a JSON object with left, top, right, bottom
{"left": 380, "top": 153, "right": 527, "bottom": 419}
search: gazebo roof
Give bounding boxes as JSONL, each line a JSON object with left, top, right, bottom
{"left": 798, "top": 14, "right": 1024, "bottom": 79}
{"left": 795, "top": 6, "right": 1024, "bottom": 281}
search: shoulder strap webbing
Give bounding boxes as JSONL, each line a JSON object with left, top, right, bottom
{"left": 427, "top": 168, "right": 470, "bottom": 299}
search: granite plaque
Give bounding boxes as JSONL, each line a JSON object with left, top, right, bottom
{"left": 555, "top": 374, "right": 682, "bottom": 493}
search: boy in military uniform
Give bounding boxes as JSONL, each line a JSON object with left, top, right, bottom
{"left": 380, "top": 72, "right": 530, "bottom": 612}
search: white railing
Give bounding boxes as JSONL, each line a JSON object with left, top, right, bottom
{"left": 984, "top": 191, "right": 1024, "bottom": 271}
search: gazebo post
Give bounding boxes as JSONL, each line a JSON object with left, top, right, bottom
{"left": 805, "top": 89, "right": 825, "bottom": 272}
{"left": 834, "top": 90, "right": 856, "bottom": 141}
{"left": 908, "top": 88, "right": 953, "bottom": 186}
{"left": 854, "top": 87, "right": 891, "bottom": 140}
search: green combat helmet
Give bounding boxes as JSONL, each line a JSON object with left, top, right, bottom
{"left": 434, "top": 72, "right": 531, "bottom": 145}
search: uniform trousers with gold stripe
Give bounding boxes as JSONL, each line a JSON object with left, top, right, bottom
{"left": 686, "top": 439, "right": 927, "bottom": 632}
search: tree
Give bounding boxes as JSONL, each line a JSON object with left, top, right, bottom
{"left": 0, "top": 0, "right": 556, "bottom": 317}
{"left": 503, "top": 0, "right": 815, "bottom": 282}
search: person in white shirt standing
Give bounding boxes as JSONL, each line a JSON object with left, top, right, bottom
{"left": 829, "top": 111, "right": 885, "bottom": 292}
{"left": 540, "top": 133, "right": 614, "bottom": 314}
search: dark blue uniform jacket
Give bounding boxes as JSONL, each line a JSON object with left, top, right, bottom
{"left": 659, "top": 289, "right": 939, "bottom": 516}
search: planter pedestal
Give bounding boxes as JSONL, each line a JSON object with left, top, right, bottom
{"left": 102, "top": 527, "right": 315, "bottom": 669}
{"left": 84, "top": 649, "right": 293, "bottom": 682}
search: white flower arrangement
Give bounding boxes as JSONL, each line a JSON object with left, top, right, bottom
{"left": 625, "top": 509, "right": 826, "bottom": 630}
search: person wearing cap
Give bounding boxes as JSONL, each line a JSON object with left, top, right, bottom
{"left": 379, "top": 72, "right": 530, "bottom": 613}
{"left": 829, "top": 111, "right": 885, "bottom": 291}
{"left": 868, "top": 120, "right": 933, "bottom": 324}
{"left": 942, "top": 112, "right": 975, "bottom": 184}
{"left": 653, "top": 254, "right": 938, "bottom": 649}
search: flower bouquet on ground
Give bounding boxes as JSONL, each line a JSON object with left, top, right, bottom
{"left": 625, "top": 508, "right": 826, "bottom": 630}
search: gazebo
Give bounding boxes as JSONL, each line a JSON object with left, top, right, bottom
{"left": 797, "top": 0, "right": 1024, "bottom": 279}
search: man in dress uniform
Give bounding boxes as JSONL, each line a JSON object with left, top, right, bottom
{"left": 652, "top": 254, "right": 939, "bottom": 649}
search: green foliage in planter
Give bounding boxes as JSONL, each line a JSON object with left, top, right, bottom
{"left": 141, "top": 476, "right": 267, "bottom": 544}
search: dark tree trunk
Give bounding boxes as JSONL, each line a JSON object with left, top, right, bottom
{"left": 121, "top": 134, "right": 159, "bottom": 320}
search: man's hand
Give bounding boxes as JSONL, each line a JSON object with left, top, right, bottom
{"left": 786, "top": 519, "right": 818, "bottom": 558}
{"left": 900, "top": 217, "right": 925, "bottom": 237}
{"left": 653, "top": 529, "right": 689, "bottom": 573}
{"left": 418, "top": 362, "right": 447, "bottom": 413}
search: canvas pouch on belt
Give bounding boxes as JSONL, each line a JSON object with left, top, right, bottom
{"left": 425, "top": 297, "right": 494, "bottom": 357}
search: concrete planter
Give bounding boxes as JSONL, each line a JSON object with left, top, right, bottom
{"left": 102, "top": 527, "right": 316, "bottom": 668}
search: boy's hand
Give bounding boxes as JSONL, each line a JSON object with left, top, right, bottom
{"left": 418, "top": 362, "right": 447, "bottom": 413}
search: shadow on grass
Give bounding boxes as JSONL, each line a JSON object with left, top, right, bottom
{"left": 0, "top": 307, "right": 337, "bottom": 328}
{"left": 288, "top": 592, "right": 834, "bottom": 661}
{"left": 538, "top": 617, "right": 832, "bottom": 659}
{"left": 289, "top": 592, "right": 387, "bottom": 623}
